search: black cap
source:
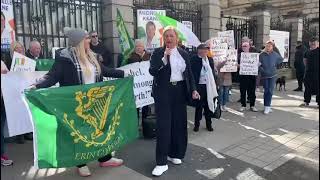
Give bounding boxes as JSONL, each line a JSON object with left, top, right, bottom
{"left": 197, "top": 43, "right": 209, "bottom": 50}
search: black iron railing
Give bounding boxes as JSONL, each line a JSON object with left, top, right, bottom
{"left": 223, "top": 16, "right": 257, "bottom": 49}
{"left": 13, "top": 0, "right": 103, "bottom": 58}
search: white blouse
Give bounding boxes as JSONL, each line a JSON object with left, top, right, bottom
{"left": 83, "top": 62, "right": 96, "bottom": 84}
{"left": 162, "top": 48, "right": 186, "bottom": 82}
{"left": 199, "top": 56, "right": 209, "bottom": 84}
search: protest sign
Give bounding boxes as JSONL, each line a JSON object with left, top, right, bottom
{"left": 104, "top": 61, "right": 154, "bottom": 108}
{"left": 137, "top": 9, "right": 166, "bottom": 52}
{"left": 218, "top": 30, "right": 235, "bottom": 49}
{"left": 1, "top": 0, "right": 15, "bottom": 50}
{"left": 10, "top": 52, "right": 36, "bottom": 72}
{"left": 270, "top": 30, "right": 290, "bottom": 62}
{"left": 220, "top": 49, "right": 238, "bottom": 72}
{"left": 1, "top": 71, "right": 49, "bottom": 137}
{"left": 211, "top": 37, "right": 228, "bottom": 51}
{"left": 239, "top": 52, "right": 260, "bottom": 76}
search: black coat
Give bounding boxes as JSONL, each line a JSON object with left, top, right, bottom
{"left": 294, "top": 45, "right": 306, "bottom": 74}
{"left": 190, "top": 55, "right": 215, "bottom": 85}
{"left": 90, "top": 42, "right": 112, "bottom": 67}
{"left": 26, "top": 49, "right": 44, "bottom": 59}
{"left": 35, "top": 48, "right": 124, "bottom": 88}
{"left": 149, "top": 47, "right": 196, "bottom": 102}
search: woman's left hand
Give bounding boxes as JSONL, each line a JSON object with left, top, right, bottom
{"left": 192, "top": 90, "right": 201, "bottom": 100}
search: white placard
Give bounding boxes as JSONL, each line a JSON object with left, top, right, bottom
{"left": 218, "top": 30, "right": 235, "bottom": 49}
{"left": 1, "top": 71, "right": 49, "bottom": 137}
{"left": 10, "top": 52, "right": 36, "bottom": 72}
{"left": 220, "top": 49, "right": 238, "bottom": 72}
{"left": 104, "top": 61, "right": 154, "bottom": 108}
{"left": 269, "top": 30, "right": 290, "bottom": 62}
{"left": 211, "top": 37, "right": 228, "bottom": 51}
{"left": 182, "top": 21, "right": 193, "bottom": 48}
{"left": 239, "top": 52, "right": 260, "bottom": 76}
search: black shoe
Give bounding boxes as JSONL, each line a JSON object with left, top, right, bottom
{"left": 293, "top": 88, "right": 302, "bottom": 91}
{"left": 206, "top": 125, "right": 213, "bottom": 132}
{"left": 193, "top": 126, "right": 199, "bottom": 132}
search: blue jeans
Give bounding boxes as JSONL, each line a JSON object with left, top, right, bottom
{"left": 219, "top": 86, "right": 230, "bottom": 106}
{"left": 263, "top": 77, "right": 276, "bottom": 106}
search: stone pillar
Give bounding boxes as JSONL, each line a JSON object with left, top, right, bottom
{"left": 249, "top": 11, "right": 271, "bottom": 50}
{"left": 285, "top": 17, "right": 303, "bottom": 68}
{"left": 102, "top": 0, "right": 134, "bottom": 67}
{"left": 199, "top": 0, "right": 221, "bottom": 42}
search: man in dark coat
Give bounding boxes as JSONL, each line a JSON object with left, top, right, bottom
{"left": 89, "top": 31, "right": 113, "bottom": 67}
{"left": 300, "top": 37, "right": 319, "bottom": 107}
{"left": 294, "top": 41, "right": 306, "bottom": 91}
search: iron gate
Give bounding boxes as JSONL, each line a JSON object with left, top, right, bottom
{"left": 222, "top": 15, "right": 257, "bottom": 83}
{"left": 132, "top": 0, "right": 201, "bottom": 41}
{"left": 12, "top": 0, "right": 103, "bottom": 58}
{"left": 222, "top": 15, "right": 257, "bottom": 49}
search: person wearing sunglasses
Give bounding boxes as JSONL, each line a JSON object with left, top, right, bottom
{"left": 89, "top": 31, "right": 112, "bottom": 67}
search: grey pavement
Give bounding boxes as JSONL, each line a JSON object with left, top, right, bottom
{"left": 1, "top": 80, "right": 319, "bottom": 180}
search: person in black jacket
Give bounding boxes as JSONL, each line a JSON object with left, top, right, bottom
{"left": 294, "top": 41, "right": 306, "bottom": 91}
{"left": 191, "top": 44, "right": 219, "bottom": 132}
{"left": 300, "top": 37, "right": 319, "bottom": 107}
{"left": 26, "top": 40, "right": 44, "bottom": 60}
{"left": 149, "top": 27, "right": 200, "bottom": 176}
{"left": 29, "top": 27, "right": 127, "bottom": 177}
{"left": 127, "top": 39, "right": 151, "bottom": 122}
{"left": 89, "top": 31, "right": 113, "bottom": 67}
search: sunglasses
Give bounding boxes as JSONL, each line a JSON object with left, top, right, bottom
{"left": 242, "top": 46, "right": 249, "bottom": 47}
{"left": 91, "top": 35, "right": 98, "bottom": 38}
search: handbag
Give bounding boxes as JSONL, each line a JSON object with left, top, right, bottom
{"left": 209, "top": 97, "right": 222, "bottom": 119}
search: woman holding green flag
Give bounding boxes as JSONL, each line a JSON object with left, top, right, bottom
{"left": 28, "top": 27, "right": 128, "bottom": 177}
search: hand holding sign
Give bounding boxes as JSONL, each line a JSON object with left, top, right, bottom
{"left": 239, "top": 52, "right": 259, "bottom": 76}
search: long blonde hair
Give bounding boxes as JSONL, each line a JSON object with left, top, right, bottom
{"left": 10, "top": 41, "right": 25, "bottom": 57}
{"left": 73, "top": 39, "right": 101, "bottom": 77}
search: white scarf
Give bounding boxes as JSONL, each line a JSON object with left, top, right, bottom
{"left": 202, "top": 57, "right": 219, "bottom": 112}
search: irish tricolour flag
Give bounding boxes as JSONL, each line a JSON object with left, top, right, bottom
{"left": 156, "top": 14, "right": 201, "bottom": 47}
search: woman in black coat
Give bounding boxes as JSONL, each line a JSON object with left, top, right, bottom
{"left": 149, "top": 27, "right": 200, "bottom": 176}
{"left": 190, "top": 44, "right": 219, "bottom": 132}
{"left": 30, "top": 27, "right": 127, "bottom": 177}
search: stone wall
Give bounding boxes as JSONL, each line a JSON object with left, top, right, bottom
{"left": 221, "top": 0, "right": 319, "bottom": 20}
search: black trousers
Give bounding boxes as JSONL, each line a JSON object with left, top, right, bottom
{"left": 194, "top": 84, "right": 212, "bottom": 127}
{"left": 77, "top": 154, "right": 112, "bottom": 168}
{"left": 304, "top": 77, "right": 319, "bottom": 105}
{"left": 296, "top": 71, "right": 304, "bottom": 89}
{"left": 154, "top": 81, "right": 188, "bottom": 165}
{"left": 136, "top": 106, "right": 149, "bottom": 120}
{"left": 239, "top": 75, "right": 256, "bottom": 107}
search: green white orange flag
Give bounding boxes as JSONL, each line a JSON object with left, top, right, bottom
{"left": 156, "top": 14, "right": 201, "bottom": 47}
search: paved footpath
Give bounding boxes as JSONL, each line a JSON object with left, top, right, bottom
{"left": 2, "top": 80, "right": 319, "bottom": 180}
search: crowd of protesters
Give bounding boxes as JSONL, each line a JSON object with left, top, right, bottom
{"left": 1, "top": 21, "right": 319, "bottom": 177}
